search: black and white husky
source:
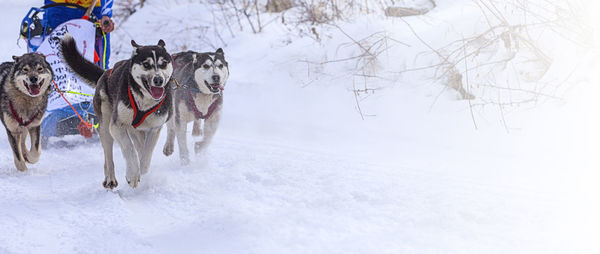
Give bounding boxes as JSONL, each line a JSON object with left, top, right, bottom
{"left": 61, "top": 35, "right": 174, "bottom": 189}
{"left": 0, "top": 53, "right": 53, "bottom": 171}
{"left": 162, "top": 49, "right": 229, "bottom": 164}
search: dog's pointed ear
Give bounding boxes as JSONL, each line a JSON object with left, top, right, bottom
{"left": 158, "top": 39, "right": 166, "bottom": 48}
{"left": 215, "top": 48, "right": 224, "bottom": 56}
{"left": 131, "top": 40, "right": 141, "bottom": 48}
{"left": 12, "top": 55, "right": 20, "bottom": 61}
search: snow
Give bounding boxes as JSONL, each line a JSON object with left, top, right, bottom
{"left": 1, "top": 0, "right": 600, "bottom": 253}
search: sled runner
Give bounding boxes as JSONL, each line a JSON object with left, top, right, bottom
{"left": 19, "top": 2, "right": 109, "bottom": 147}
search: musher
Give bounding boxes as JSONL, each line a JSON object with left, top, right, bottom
{"left": 44, "top": 0, "right": 114, "bottom": 68}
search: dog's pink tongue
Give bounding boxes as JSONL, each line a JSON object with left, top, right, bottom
{"left": 29, "top": 84, "right": 40, "bottom": 95}
{"left": 150, "top": 86, "right": 165, "bottom": 99}
{"left": 211, "top": 84, "right": 224, "bottom": 91}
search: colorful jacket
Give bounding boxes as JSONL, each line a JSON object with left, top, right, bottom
{"left": 44, "top": 0, "right": 113, "bottom": 28}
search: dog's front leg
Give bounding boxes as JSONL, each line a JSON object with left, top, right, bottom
{"left": 6, "top": 129, "right": 27, "bottom": 171}
{"left": 99, "top": 123, "right": 117, "bottom": 189}
{"left": 191, "top": 120, "right": 202, "bottom": 136}
{"left": 110, "top": 123, "right": 141, "bottom": 188}
{"left": 176, "top": 121, "right": 190, "bottom": 165}
{"left": 19, "top": 130, "right": 28, "bottom": 160}
{"left": 131, "top": 130, "right": 148, "bottom": 174}
{"left": 24, "top": 125, "right": 42, "bottom": 164}
{"left": 162, "top": 118, "right": 176, "bottom": 156}
{"left": 131, "top": 130, "right": 145, "bottom": 159}
{"left": 195, "top": 110, "right": 221, "bottom": 154}
{"left": 140, "top": 127, "right": 161, "bottom": 174}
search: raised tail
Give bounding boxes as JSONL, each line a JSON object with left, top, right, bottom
{"left": 60, "top": 34, "right": 104, "bottom": 88}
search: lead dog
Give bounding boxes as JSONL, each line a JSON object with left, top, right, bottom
{"left": 61, "top": 35, "right": 173, "bottom": 188}
{"left": 0, "top": 53, "right": 53, "bottom": 171}
{"left": 162, "top": 49, "right": 229, "bottom": 165}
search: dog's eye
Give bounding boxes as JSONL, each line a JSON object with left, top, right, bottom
{"left": 218, "top": 64, "right": 224, "bottom": 69}
{"left": 37, "top": 66, "right": 44, "bottom": 72}
{"left": 143, "top": 63, "right": 151, "bottom": 69}
{"left": 159, "top": 62, "right": 167, "bottom": 68}
{"left": 22, "top": 67, "right": 30, "bottom": 72}
{"left": 203, "top": 64, "right": 210, "bottom": 69}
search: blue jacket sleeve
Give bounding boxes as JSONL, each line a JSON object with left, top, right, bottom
{"left": 101, "top": 0, "right": 113, "bottom": 17}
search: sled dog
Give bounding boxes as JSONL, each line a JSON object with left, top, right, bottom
{"left": 0, "top": 53, "right": 53, "bottom": 171}
{"left": 162, "top": 49, "right": 229, "bottom": 164}
{"left": 61, "top": 35, "right": 173, "bottom": 189}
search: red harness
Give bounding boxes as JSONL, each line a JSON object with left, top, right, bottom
{"left": 186, "top": 90, "right": 221, "bottom": 120}
{"left": 128, "top": 86, "right": 166, "bottom": 128}
{"left": 9, "top": 100, "right": 39, "bottom": 127}
{"left": 109, "top": 69, "right": 166, "bottom": 128}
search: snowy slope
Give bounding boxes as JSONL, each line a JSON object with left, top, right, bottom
{"left": 1, "top": 0, "right": 600, "bottom": 253}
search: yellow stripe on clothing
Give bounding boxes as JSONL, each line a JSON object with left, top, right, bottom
{"left": 49, "top": 0, "right": 101, "bottom": 7}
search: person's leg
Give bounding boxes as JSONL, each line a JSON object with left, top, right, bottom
{"left": 95, "top": 33, "right": 110, "bottom": 69}
{"left": 105, "top": 33, "right": 110, "bottom": 67}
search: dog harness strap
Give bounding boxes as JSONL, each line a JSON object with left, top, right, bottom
{"left": 205, "top": 96, "right": 222, "bottom": 120}
{"left": 186, "top": 90, "right": 204, "bottom": 119}
{"left": 186, "top": 90, "right": 221, "bottom": 120}
{"left": 9, "top": 100, "right": 39, "bottom": 127}
{"left": 127, "top": 86, "right": 166, "bottom": 128}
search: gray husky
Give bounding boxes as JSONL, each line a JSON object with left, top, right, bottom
{"left": 162, "top": 49, "right": 229, "bottom": 165}
{"left": 0, "top": 53, "right": 53, "bottom": 171}
{"left": 61, "top": 35, "right": 173, "bottom": 189}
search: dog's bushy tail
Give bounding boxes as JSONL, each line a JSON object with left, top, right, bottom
{"left": 60, "top": 34, "right": 104, "bottom": 88}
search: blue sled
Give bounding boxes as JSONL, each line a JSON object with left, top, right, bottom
{"left": 42, "top": 101, "right": 97, "bottom": 137}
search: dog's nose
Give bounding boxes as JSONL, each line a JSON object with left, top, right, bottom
{"left": 211, "top": 75, "right": 220, "bottom": 83}
{"left": 153, "top": 76, "right": 164, "bottom": 86}
{"left": 29, "top": 76, "right": 38, "bottom": 83}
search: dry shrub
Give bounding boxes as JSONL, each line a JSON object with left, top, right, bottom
{"left": 266, "top": 0, "right": 292, "bottom": 12}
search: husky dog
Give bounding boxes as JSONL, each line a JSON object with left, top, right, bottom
{"left": 162, "top": 49, "right": 229, "bottom": 164}
{"left": 61, "top": 35, "right": 173, "bottom": 189}
{"left": 0, "top": 53, "right": 53, "bottom": 171}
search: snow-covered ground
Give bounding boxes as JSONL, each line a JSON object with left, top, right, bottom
{"left": 1, "top": 0, "right": 600, "bottom": 253}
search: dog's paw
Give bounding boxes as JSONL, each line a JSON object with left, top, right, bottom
{"left": 180, "top": 156, "right": 190, "bottom": 166}
{"left": 163, "top": 143, "right": 174, "bottom": 156}
{"left": 126, "top": 174, "right": 141, "bottom": 188}
{"left": 194, "top": 141, "right": 206, "bottom": 154}
{"left": 24, "top": 151, "right": 40, "bottom": 164}
{"left": 15, "top": 161, "right": 28, "bottom": 172}
{"left": 180, "top": 159, "right": 190, "bottom": 166}
{"left": 103, "top": 177, "right": 118, "bottom": 189}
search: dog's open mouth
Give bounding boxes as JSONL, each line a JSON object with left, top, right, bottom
{"left": 150, "top": 86, "right": 165, "bottom": 99}
{"left": 142, "top": 78, "right": 165, "bottom": 99}
{"left": 24, "top": 80, "right": 42, "bottom": 96}
{"left": 205, "top": 81, "right": 224, "bottom": 93}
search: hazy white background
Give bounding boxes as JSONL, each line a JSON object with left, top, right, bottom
{"left": 0, "top": 0, "right": 599, "bottom": 253}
